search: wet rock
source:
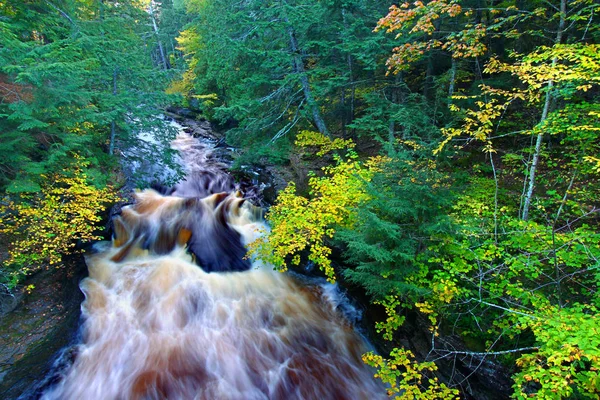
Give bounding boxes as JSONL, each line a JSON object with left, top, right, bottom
{"left": 165, "top": 106, "right": 199, "bottom": 120}
{"left": 0, "top": 256, "right": 86, "bottom": 400}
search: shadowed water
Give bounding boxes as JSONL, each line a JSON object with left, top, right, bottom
{"left": 40, "top": 127, "right": 385, "bottom": 399}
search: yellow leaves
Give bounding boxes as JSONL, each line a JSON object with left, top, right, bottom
{"left": 175, "top": 27, "right": 202, "bottom": 55}
{"left": 436, "top": 96, "right": 504, "bottom": 155}
{"left": 377, "top": 1, "right": 488, "bottom": 73}
{"left": 432, "top": 279, "right": 458, "bottom": 303}
{"left": 1, "top": 156, "right": 118, "bottom": 284}
{"left": 295, "top": 130, "right": 355, "bottom": 156}
{"left": 397, "top": 139, "right": 423, "bottom": 151}
{"left": 363, "top": 348, "right": 459, "bottom": 399}
{"left": 435, "top": 43, "right": 600, "bottom": 155}
{"left": 486, "top": 44, "right": 600, "bottom": 91}
{"left": 415, "top": 301, "right": 434, "bottom": 315}
{"left": 249, "top": 140, "right": 388, "bottom": 282}
{"left": 584, "top": 156, "right": 600, "bottom": 173}
{"left": 374, "top": 295, "right": 405, "bottom": 341}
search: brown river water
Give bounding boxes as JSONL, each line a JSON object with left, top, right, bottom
{"left": 40, "top": 127, "right": 385, "bottom": 400}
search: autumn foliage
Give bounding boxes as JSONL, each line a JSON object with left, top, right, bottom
{"left": 245, "top": 1, "right": 600, "bottom": 397}
{"left": 249, "top": 132, "right": 387, "bottom": 282}
{"left": 0, "top": 156, "right": 117, "bottom": 286}
{"left": 376, "top": 1, "right": 486, "bottom": 73}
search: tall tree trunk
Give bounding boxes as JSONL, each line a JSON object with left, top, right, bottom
{"left": 171, "top": 39, "right": 177, "bottom": 64}
{"left": 284, "top": 17, "right": 329, "bottom": 137}
{"left": 149, "top": 1, "right": 169, "bottom": 70}
{"left": 422, "top": 54, "right": 434, "bottom": 99}
{"left": 341, "top": 87, "right": 346, "bottom": 138}
{"left": 388, "top": 80, "right": 398, "bottom": 156}
{"left": 349, "top": 56, "right": 355, "bottom": 123}
{"left": 342, "top": 7, "right": 355, "bottom": 137}
{"left": 109, "top": 67, "right": 118, "bottom": 156}
{"left": 521, "top": 0, "right": 566, "bottom": 220}
{"left": 448, "top": 57, "right": 457, "bottom": 103}
{"left": 388, "top": 73, "right": 406, "bottom": 156}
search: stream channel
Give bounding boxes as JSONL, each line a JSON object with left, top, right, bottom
{"left": 1, "top": 116, "right": 386, "bottom": 399}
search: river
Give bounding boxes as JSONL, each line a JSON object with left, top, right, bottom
{"left": 35, "top": 119, "right": 385, "bottom": 399}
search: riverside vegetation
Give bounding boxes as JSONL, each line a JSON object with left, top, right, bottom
{"left": 1, "top": 0, "right": 599, "bottom": 398}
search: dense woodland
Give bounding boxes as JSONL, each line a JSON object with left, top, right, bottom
{"left": 1, "top": 0, "right": 600, "bottom": 398}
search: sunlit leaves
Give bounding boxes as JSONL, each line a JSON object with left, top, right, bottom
{"left": 295, "top": 130, "right": 355, "bottom": 156}
{"left": 485, "top": 44, "right": 600, "bottom": 93}
{"left": 513, "top": 305, "right": 600, "bottom": 399}
{"left": 374, "top": 294, "right": 405, "bottom": 341}
{"left": 0, "top": 156, "right": 118, "bottom": 287}
{"left": 436, "top": 97, "right": 504, "bottom": 154}
{"left": 363, "top": 348, "right": 459, "bottom": 399}
{"left": 437, "top": 44, "right": 600, "bottom": 156}
{"left": 415, "top": 177, "right": 600, "bottom": 398}
{"left": 349, "top": 169, "right": 600, "bottom": 398}
{"left": 249, "top": 132, "right": 386, "bottom": 282}
{"left": 376, "top": 1, "right": 487, "bottom": 73}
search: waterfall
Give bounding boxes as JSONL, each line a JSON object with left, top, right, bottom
{"left": 40, "top": 124, "right": 385, "bottom": 400}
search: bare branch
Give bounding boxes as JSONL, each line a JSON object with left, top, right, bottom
{"left": 436, "top": 346, "right": 539, "bottom": 358}
{"left": 45, "top": 1, "right": 78, "bottom": 29}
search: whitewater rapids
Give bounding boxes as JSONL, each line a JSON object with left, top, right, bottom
{"left": 41, "top": 128, "right": 385, "bottom": 400}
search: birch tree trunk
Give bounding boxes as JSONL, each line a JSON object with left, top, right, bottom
{"left": 521, "top": 0, "right": 566, "bottom": 220}
{"left": 149, "top": 1, "right": 169, "bottom": 70}
{"left": 342, "top": 7, "right": 355, "bottom": 137}
{"left": 448, "top": 57, "right": 457, "bottom": 102}
{"left": 109, "top": 67, "right": 117, "bottom": 156}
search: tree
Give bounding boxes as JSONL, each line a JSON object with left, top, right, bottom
{"left": 0, "top": 156, "right": 118, "bottom": 287}
{"left": 249, "top": 131, "right": 383, "bottom": 282}
{"left": 0, "top": 0, "right": 177, "bottom": 288}
{"left": 0, "top": 0, "right": 175, "bottom": 193}
{"left": 378, "top": 1, "right": 600, "bottom": 222}
{"left": 175, "top": 0, "right": 404, "bottom": 163}
{"left": 257, "top": 2, "right": 600, "bottom": 396}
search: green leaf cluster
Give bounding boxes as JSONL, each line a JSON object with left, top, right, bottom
{"left": 0, "top": 0, "right": 175, "bottom": 192}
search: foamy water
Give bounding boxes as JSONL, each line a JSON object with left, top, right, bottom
{"left": 41, "top": 125, "right": 385, "bottom": 399}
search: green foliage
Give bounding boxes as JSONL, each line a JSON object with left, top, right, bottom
{"left": 513, "top": 305, "right": 600, "bottom": 399}
{"left": 438, "top": 43, "right": 600, "bottom": 155}
{"left": 363, "top": 348, "right": 460, "bottom": 399}
{"left": 0, "top": 0, "right": 176, "bottom": 192}
{"left": 249, "top": 132, "right": 387, "bottom": 282}
{"left": 337, "top": 143, "right": 453, "bottom": 299}
{"left": 0, "top": 0, "right": 180, "bottom": 289}
{"left": 406, "top": 176, "right": 600, "bottom": 398}
{"left": 262, "top": 148, "right": 600, "bottom": 398}
{"left": 0, "top": 156, "right": 118, "bottom": 287}
{"left": 176, "top": 0, "right": 402, "bottom": 160}
{"left": 236, "top": 2, "right": 600, "bottom": 397}
{"left": 1, "top": 0, "right": 599, "bottom": 398}
{"left": 295, "top": 130, "right": 355, "bottom": 156}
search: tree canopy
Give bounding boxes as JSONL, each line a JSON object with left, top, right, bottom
{"left": 2, "top": 0, "right": 600, "bottom": 398}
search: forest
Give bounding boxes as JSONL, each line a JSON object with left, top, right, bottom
{"left": 1, "top": 0, "right": 599, "bottom": 398}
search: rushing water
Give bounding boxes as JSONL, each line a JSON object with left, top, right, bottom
{"left": 40, "top": 126, "right": 385, "bottom": 399}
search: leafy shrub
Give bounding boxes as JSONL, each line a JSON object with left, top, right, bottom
{"left": 0, "top": 156, "right": 118, "bottom": 287}
{"left": 249, "top": 131, "right": 386, "bottom": 282}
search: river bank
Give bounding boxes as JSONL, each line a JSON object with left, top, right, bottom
{"left": 1, "top": 110, "right": 514, "bottom": 400}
